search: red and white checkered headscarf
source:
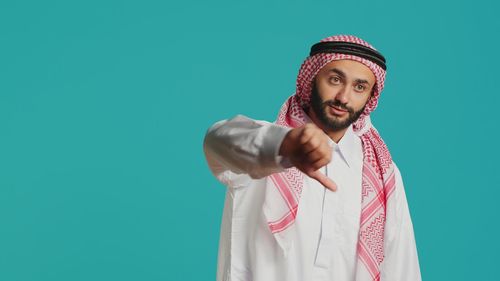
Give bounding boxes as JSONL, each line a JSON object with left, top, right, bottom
{"left": 264, "top": 35, "right": 396, "bottom": 281}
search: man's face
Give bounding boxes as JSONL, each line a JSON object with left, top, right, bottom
{"left": 310, "top": 59, "right": 376, "bottom": 131}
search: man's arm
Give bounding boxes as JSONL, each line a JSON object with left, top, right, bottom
{"left": 203, "top": 114, "right": 292, "bottom": 188}
{"left": 203, "top": 114, "right": 337, "bottom": 190}
{"left": 380, "top": 163, "right": 422, "bottom": 281}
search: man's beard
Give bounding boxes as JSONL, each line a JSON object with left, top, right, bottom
{"left": 310, "top": 83, "right": 366, "bottom": 131}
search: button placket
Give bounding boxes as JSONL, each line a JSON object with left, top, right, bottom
{"left": 313, "top": 160, "right": 338, "bottom": 269}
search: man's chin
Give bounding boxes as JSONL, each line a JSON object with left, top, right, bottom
{"left": 322, "top": 119, "right": 351, "bottom": 131}
{"left": 325, "top": 114, "right": 349, "bottom": 124}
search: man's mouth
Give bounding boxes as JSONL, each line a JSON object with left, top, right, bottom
{"left": 328, "top": 105, "right": 349, "bottom": 117}
{"left": 328, "top": 105, "right": 349, "bottom": 116}
{"left": 330, "top": 105, "right": 348, "bottom": 112}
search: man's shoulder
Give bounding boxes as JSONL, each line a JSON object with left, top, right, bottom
{"left": 393, "top": 161, "right": 401, "bottom": 174}
{"left": 227, "top": 114, "right": 276, "bottom": 127}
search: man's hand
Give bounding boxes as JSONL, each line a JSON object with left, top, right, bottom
{"left": 279, "top": 123, "right": 337, "bottom": 191}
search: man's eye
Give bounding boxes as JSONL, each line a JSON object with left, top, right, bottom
{"left": 329, "top": 77, "right": 340, "bottom": 84}
{"left": 355, "top": 84, "right": 366, "bottom": 91}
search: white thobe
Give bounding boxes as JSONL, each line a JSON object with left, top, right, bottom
{"left": 203, "top": 114, "right": 421, "bottom": 281}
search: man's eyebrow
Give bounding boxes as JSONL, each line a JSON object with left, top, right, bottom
{"left": 328, "top": 68, "right": 372, "bottom": 86}
{"left": 328, "top": 68, "right": 346, "bottom": 78}
{"left": 354, "top": 79, "right": 370, "bottom": 85}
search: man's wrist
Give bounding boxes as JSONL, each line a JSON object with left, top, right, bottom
{"left": 262, "top": 124, "right": 293, "bottom": 169}
{"left": 275, "top": 154, "right": 294, "bottom": 169}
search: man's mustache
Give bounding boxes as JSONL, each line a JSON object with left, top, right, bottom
{"left": 323, "top": 100, "right": 354, "bottom": 114}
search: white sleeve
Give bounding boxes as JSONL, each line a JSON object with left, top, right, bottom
{"left": 203, "top": 114, "right": 293, "bottom": 188}
{"left": 380, "top": 163, "right": 422, "bottom": 281}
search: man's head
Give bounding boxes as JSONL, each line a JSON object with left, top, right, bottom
{"left": 291, "top": 35, "right": 387, "bottom": 131}
{"left": 309, "top": 59, "right": 376, "bottom": 131}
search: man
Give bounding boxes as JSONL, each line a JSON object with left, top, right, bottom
{"left": 203, "top": 35, "right": 421, "bottom": 281}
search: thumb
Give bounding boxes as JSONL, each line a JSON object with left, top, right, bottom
{"left": 308, "top": 170, "right": 337, "bottom": 191}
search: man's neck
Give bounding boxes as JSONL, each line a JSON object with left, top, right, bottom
{"left": 306, "top": 108, "right": 348, "bottom": 144}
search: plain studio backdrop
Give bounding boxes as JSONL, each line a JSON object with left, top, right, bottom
{"left": 0, "top": 0, "right": 498, "bottom": 280}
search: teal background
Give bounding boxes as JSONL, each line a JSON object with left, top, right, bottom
{"left": 1, "top": 0, "right": 498, "bottom": 280}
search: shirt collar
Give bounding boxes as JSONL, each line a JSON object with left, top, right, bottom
{"left": 303, "top": 113, "right": 358, "bottom": 167}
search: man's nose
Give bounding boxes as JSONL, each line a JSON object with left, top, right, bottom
{"left": 335, "top": 86, "right": 349, "bottom": 104}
